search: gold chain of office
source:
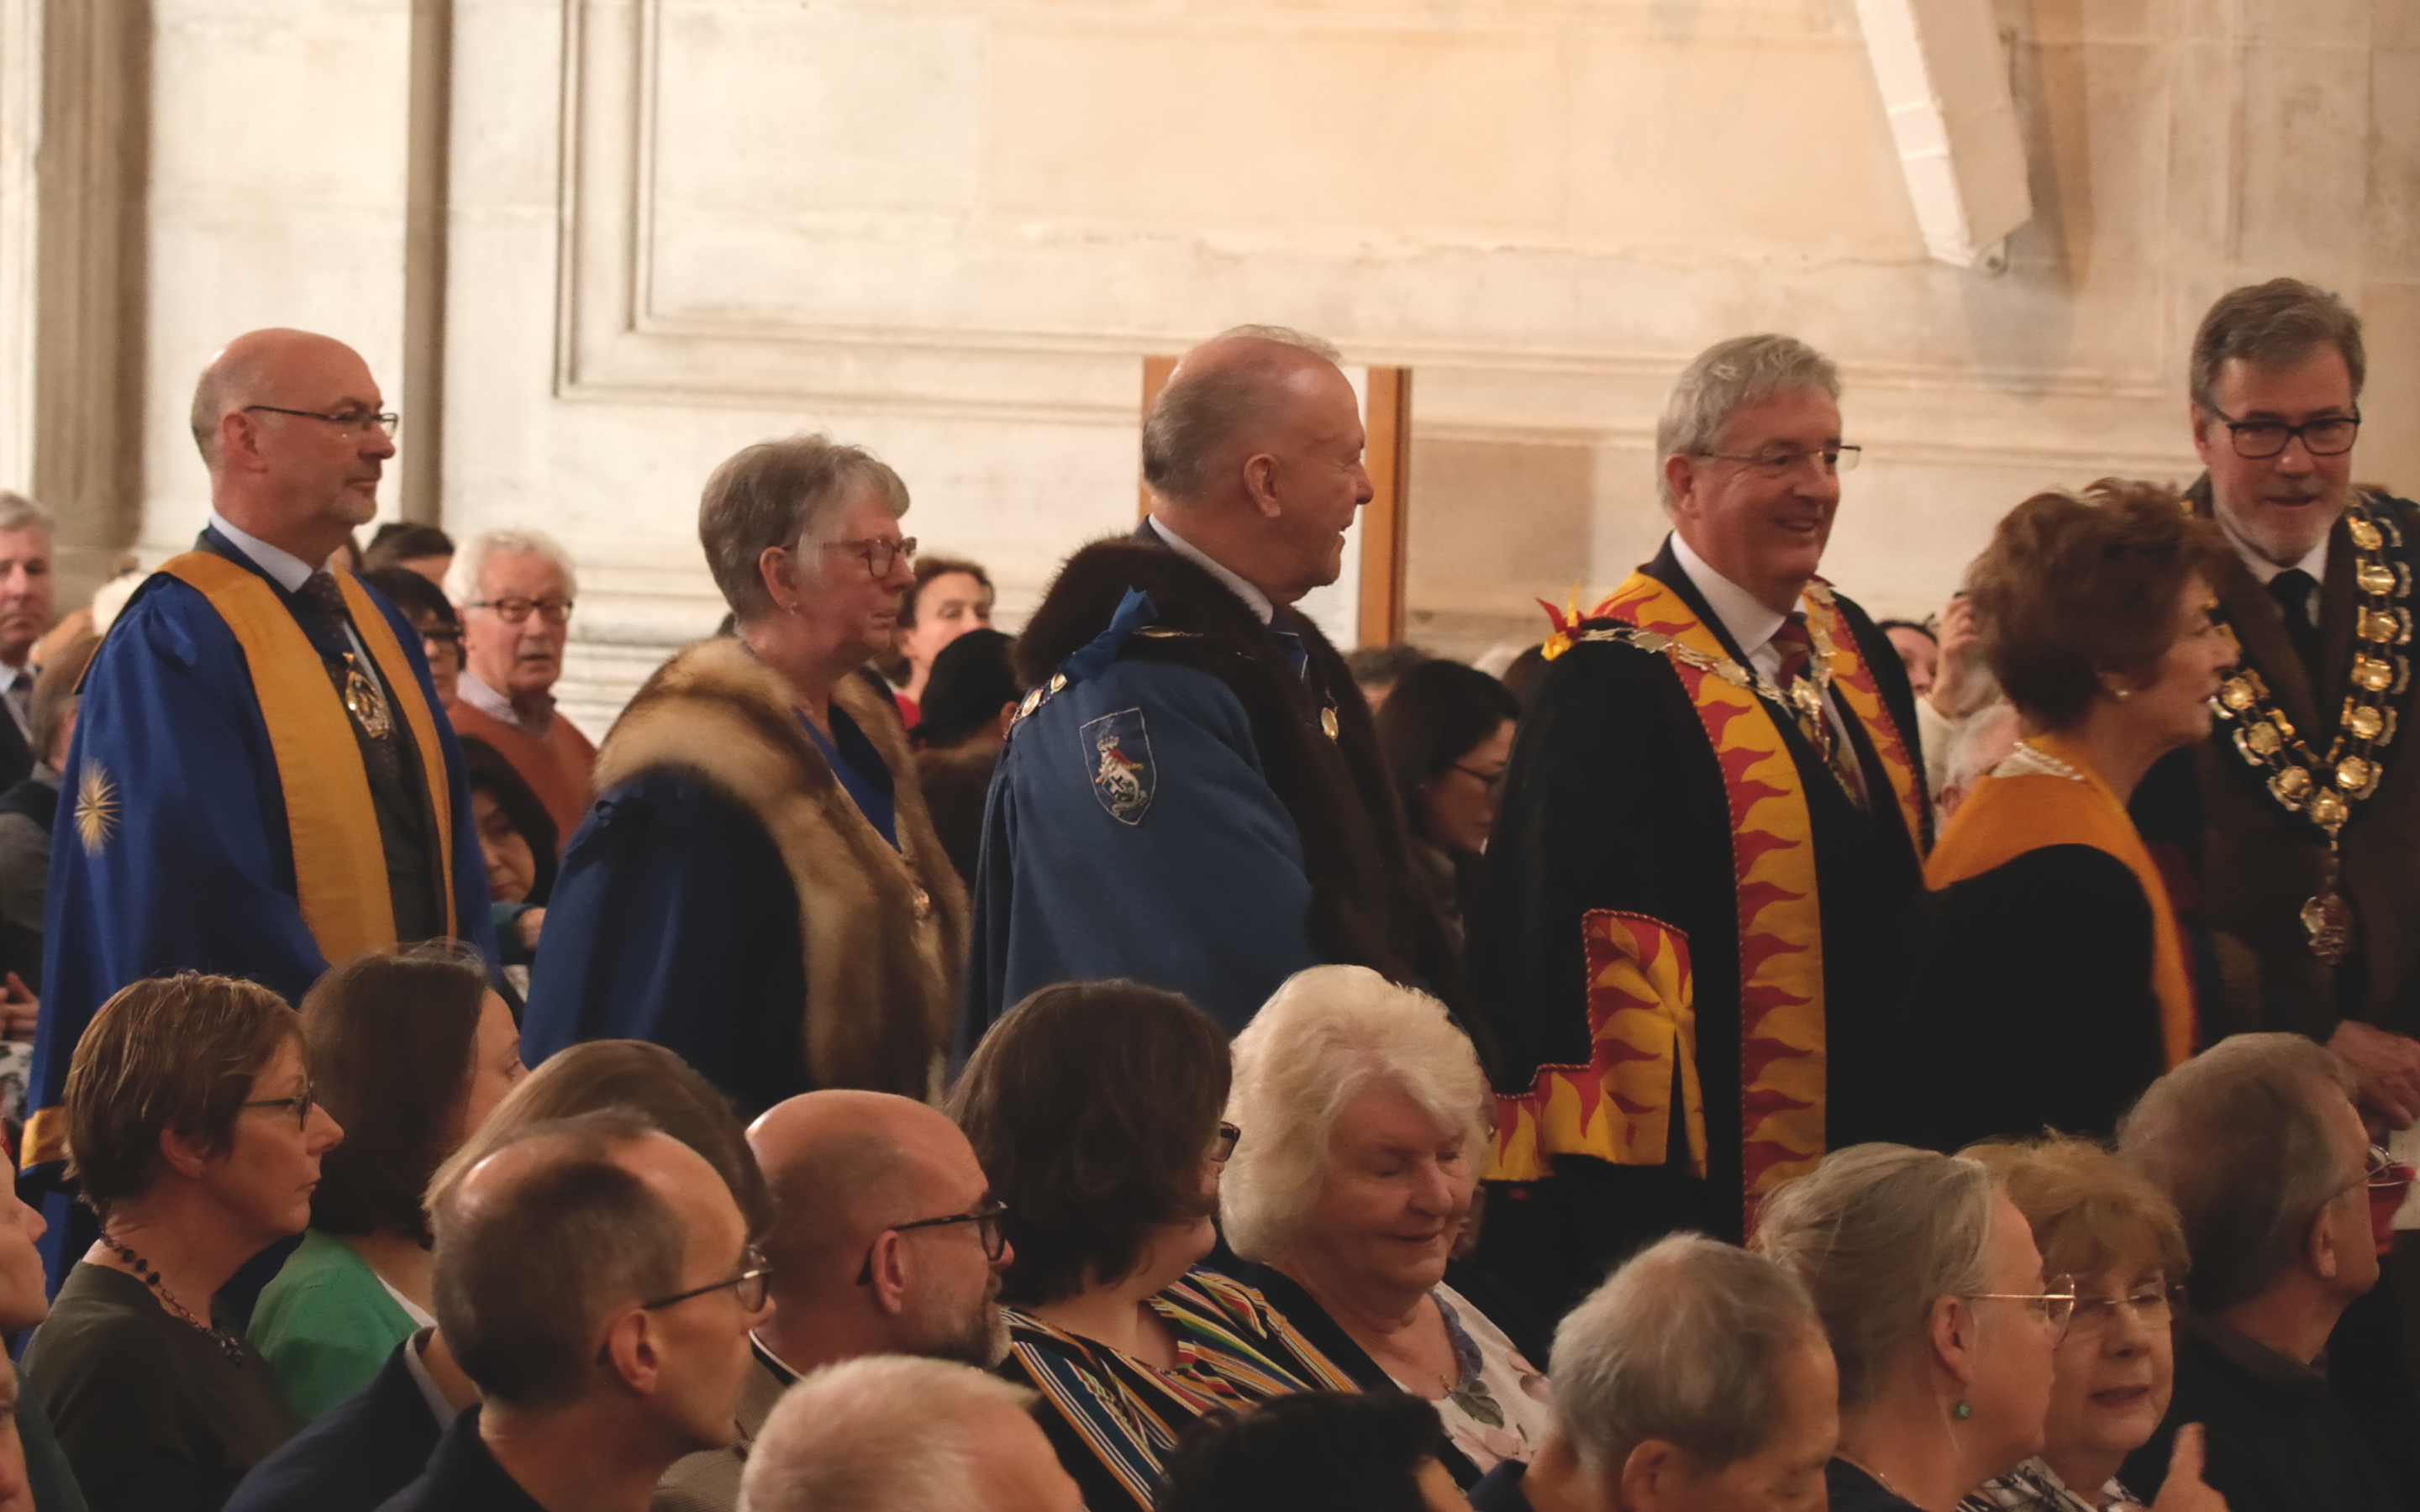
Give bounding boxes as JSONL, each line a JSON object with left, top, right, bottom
{"left": 2208, "top": 496, "right": 2411, "bottom": 960}
{"left": 1567, "top": 583, "right": 1844, "bottom": 733}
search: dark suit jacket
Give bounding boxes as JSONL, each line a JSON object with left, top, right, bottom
{"left": 224, "top": 1336, "right": 444, "bottom": 1512}
{"left": 2121, "top": 1316, "right": 2396, "bottom": 1512}
{"left": 373, "top": 1407, "right": 545, "bottom": 1512}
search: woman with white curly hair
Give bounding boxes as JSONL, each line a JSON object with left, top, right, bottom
{"left": 1223, "top": 965, "right": 1551, "bottom": 1486}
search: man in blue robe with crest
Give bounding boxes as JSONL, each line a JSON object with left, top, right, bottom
{"left": 23, "top": 328, "right": 495, "bottom": 1278}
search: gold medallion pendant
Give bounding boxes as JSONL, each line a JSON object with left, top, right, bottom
{"left": 342, "top": 654, "right": 394, "bottom": 741}
{"left": 2207, "top": 494, "right": 2407, "bottom": 960}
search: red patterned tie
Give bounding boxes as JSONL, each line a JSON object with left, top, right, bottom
{"left": 1769, "top": 614, "right": 1866, "bottom": 808}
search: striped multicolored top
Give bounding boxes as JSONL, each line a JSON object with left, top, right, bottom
{"left": 1002, "top": 1268, "right": 1360, "bottom": 1512}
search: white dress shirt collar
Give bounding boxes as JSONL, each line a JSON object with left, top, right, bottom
{"left": 2217, "top": 512, "right": 2330, "bottom": 590}
{"left": 1669, "top": 532, "right": 1791, "bottom": 665}
{"left": 1148, "top": 516, "right": 1276, "bottom": 625}
{"left": 456, "top": 669, "right": 554, "bottom": 737}
{"left": 208, "top": 512, "right": 319, "bottom": 595}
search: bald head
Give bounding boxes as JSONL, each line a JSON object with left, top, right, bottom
{"left": 749, "top": 1091, "right": 972, "bottom": 1290}
{"left": 189, "top": 328, "right": 394, "bottom": 564}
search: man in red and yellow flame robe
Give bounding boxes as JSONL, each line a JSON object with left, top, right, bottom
{"left": 1470, "top": 337, "right": 1928, "bottom": 1315}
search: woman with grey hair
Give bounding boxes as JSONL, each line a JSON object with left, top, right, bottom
{"left": 520, "top": 434, "right": 968, "bottom": 1113}
{"left": 1223, "top": 965, "right": 1551, "bottom": 1486}
{"left": 1751, "top": 1144, "right": 2068, "bottom": 1512}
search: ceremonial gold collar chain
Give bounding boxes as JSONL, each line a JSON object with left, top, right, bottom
{"left": 1570, "top": 584, "right": 1842, "bottom": 724}
{"left": 2207, "top": 496, "right": 2411, "bottom": 960}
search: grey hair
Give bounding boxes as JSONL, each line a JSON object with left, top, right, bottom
{"left": 1141, "top": 324, "right": 1344, "bottom": 504}
{"left": 1655, "top": 335, "right": 1843, "bottom": 512}
{"left": 2190, "top": 279, "right": 2365, "bottom": 412}
{"left": 447, "top": 528, "right": 580, "bottom": 608}
{"left": 1221, "top": 966, "right": 1490, "bottom": 1262}
{"left": 739, "top": 1357, "right": 1038, "bottom": 1512}
{"left": 1551, "top": 1234, "right": 1825, "bottom": 1476}
{"left": 1749, "top": 1143, "right": 1999, "bottom": 1408}
{"left": 2118, "top": 1032, "right": 2359, "bottom": 1311}
{"left": 697, "top": 434, "right": 910, "bottom": 624}
{"left": 0, "top": 493, "right": 53, "bottom": 538}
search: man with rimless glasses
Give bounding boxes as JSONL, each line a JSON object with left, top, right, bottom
{"left": 25, "top": 328, "right": 495, "bottom": 1286}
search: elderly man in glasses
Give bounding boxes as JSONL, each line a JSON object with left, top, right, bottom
{"left": 381, "top": 1111, "right": 765, "bottom": 1512}
{"left": 445, "top": 530, "right": 597, "bottom": 852}
{"left": 1470, "top": 333, "right": 1930, "bottom": 1314}
{"left": 25, "top": 328, "right": 495, "bottom": 1287}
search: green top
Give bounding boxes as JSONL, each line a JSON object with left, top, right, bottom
{"left": 246, "top": 1229, "right": 422, "bottom": 1423}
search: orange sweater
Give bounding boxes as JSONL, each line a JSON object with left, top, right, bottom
{"left": 447, "top": 698, "right": 598, "bottom": 855}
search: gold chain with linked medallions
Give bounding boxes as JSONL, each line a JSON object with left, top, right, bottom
{"left": 1564, "top": 583, "right": 1846, "bottom": 735}
{"left": 2207, "top": 495, "right": 2412, "bottom": 962}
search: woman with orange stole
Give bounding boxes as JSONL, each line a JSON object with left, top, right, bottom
{"left": 1885, "top": 480, "right": 2236, "bottom": 1152}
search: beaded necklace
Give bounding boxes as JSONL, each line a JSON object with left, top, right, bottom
{"left": 102, "top": 1232, "right": 248, "bottom": 1366}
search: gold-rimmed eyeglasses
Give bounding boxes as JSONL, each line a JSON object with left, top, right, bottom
{"left": 2066, "top": 1281, "right": 2184, "bottom": 1338}
{"left": 1695, "top": 444, "right": 1862, "bottom": 477}
{"left": 1966, "top": 1273, "right": 2078, "bottom": 1339}
{"left": 464, "top": 596, "right": 575, "bottom": 626}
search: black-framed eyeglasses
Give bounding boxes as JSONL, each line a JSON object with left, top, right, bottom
{"left": 642, "top": 1244, "right": 773, "bottom": 1314}
{"left": 1967, "top": 1273, "right": 2077, "bottom": 1339}
{"left": 242, "top": 405, "right": 400, "bottom": 439}
{"left": 465, "top": 596, "right": 575, "bottom": 626}
{"left": 1695, "top": 444, "right": 1862, "bottom": 477}
{"left": 2207, "top": 406, "right": 2360, "bottom": 459}
{"left": 239, "top": 1083, "right": 317, "bottom": 1131}
{"left": 1211, "top": 1122, "right": 1241, "bottom": 1163}
{"left": 2067, "top": 1280, "right": 2186, "bottom": 1336}
{"left": 855, "top": 1198, "right": 1008, "bottom": 1285}
{"left": 822, "top": 536, "right": 918, "bottom": 580}
{"left": 1449, "top": 761, "right": 1507, "bottom": 795}
{"left": 418, "top": 625, "right": 464, "bottom": 650}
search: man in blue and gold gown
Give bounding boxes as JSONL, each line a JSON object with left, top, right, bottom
{"left": 24, "top": 328, "right": 495, "bottom": 1279}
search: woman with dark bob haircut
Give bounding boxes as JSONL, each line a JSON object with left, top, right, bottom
{"left": 24, "top": 973, "right": 344, "bottom": 1512}
{"left": 232, "top": 1039, "right": 771, "bottom": 1512}
{"left": 247, "top": 944, "right": 526, "bottom": 1422}
{"left": 1374, "top": 659, "right": 1520, "bottom": 945}
{"left": 1876, "top": 480, "right": 2234, "bottom": 1152}
{"left": 950, "top": 980, "right": 1356, "bottom": 1512}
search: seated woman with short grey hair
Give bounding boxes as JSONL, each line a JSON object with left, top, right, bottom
{"left": 1222, "top": 966, "right": 1551, "bottom": 1485}
{"left": 1751, "top": 1144, "right": 2067, "bottom": 1512}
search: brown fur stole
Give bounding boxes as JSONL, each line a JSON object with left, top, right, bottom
{"left": 593, "top": 638, "right": 969, "bottom": 1098}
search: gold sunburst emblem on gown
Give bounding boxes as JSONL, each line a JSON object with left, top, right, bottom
{"left": 73, "top": 763, "right": 118, "bottom": 855}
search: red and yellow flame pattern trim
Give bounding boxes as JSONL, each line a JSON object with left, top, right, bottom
{"left": 1490, "top": 910, "right": 1705, "bottom": 1182}
{"left": 1493, "top": 573, "right": 1923, "bottom": 1211}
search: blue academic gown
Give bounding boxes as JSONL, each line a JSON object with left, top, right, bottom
{"left": 27, "top": 533, "right": 497, "bottom": 1283}
{"left": 963, "top": 591, "right": 1321, "bottom": 1044}
{"left": 521, "top": 705, "right": 899, "bottom": 1117}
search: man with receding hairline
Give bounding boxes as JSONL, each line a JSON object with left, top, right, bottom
{"left": 382, "top": 1116, "right": 764, "bottom": 1512}
{"left": 653, "top": 1090, "right": 1012, "bottom": 1510}
{"left": 962, "top": 325, "right": 1455, "bottom": 1039}
{"left": 25, "top": 328, "right": 495, "bottom": 1284}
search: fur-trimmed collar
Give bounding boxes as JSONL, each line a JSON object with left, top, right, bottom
{"left": 1014, "top": 538, "right": 1285, "bottom": 685}
{"left": 595, "top": 638, "right": 968, "bottom": 1097}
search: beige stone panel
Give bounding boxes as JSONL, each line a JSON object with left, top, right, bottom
{"left": 2354, "top": 281, "right": 2420, "bottom": 499}
{"left": 1562, "top": 30, "right": 1922, "bottom": 258}
{"left": 141, "top": 0, "right": 413, "bottom": 554}
{"left": 2234, "top": 43, "right": 2372, "bottom": 283}
{"left": 2020, "top": 40, "right": 2171, "bottom": 276}
{"left": 650, "top": 6, "right": 982, "bottom": 220}
{"left": 2164, "top": 41, "right": 2238, "bottom": 266}
{"left": 2370, "top": 49, "right": 2420, "bottom": 277}
{"left": 985, "top": 21, "right": 1570, "bottom": 238}
{"left": 2380, "top": 0, "right": 2420, "bottom": 52}
{"left": 2242, "top": 0, "right": 2375, "bottom": 44}
{"left": 1405, "top": 436, "right": 1594, "bottom": 622}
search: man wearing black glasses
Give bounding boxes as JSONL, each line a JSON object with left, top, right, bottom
{"left": 2137, "top": 280, "right": 2420, "bottom": 1125}
{"left": 658, "top": 1089, "right": 1013, "bottom": 1509}
{"left": 24, "top": 328, "right": 495, "bottom": 1285}
{"left": 2129, "top": 278, "right": 2420, "bottom": 1499}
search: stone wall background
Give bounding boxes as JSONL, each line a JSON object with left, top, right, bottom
{"left": 2, "top": 0, "right": 2415, "bottom": 737}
